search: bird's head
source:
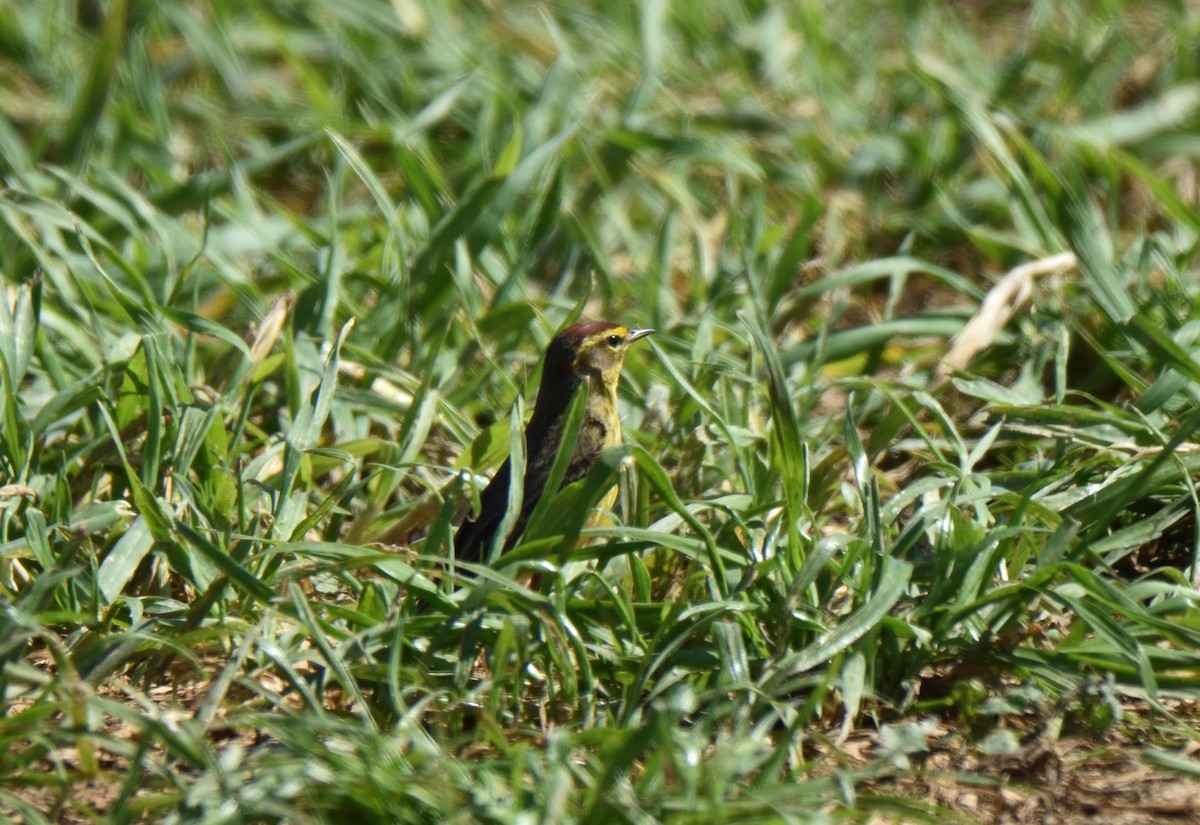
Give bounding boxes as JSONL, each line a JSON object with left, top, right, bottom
{"left": 546, "top": 320, "right": 654, "bottom": 392}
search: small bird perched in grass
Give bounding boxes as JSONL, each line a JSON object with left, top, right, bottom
{"left": 454, "top": 320, "right": 654, "bottom": 564}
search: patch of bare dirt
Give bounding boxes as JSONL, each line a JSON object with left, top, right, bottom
{"left": 877, "top": 742, "right": 1199, "bottom": 824}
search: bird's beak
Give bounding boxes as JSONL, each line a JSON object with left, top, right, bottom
{"left": 627, "top": 328, "right": 655, "bottom": 343}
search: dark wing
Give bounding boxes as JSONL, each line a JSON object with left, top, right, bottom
{"left": 453, "top": 417, "right": 566, "bottom": 564}
{"left": 453, "top": 457, "right": 513, "bottom": 564}
{"left": 562, "top": 418, "right": 609, "bottom": 485}
{"left": 454, "top": 392, "right": 608, "bottom": 565}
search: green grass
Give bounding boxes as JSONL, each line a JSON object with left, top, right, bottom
{"left": 3, "top": 0, "right": 1200, "bottom": 822}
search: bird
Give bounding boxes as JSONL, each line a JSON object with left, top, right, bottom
{"left": 453, "top": 320, "right": 654, "bottom": 565}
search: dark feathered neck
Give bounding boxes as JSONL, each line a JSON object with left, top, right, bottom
{"left": 527, "top": 331, "right": 584, "bottom": 432}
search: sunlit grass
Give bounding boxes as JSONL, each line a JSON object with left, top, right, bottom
{"left": 3, "top": 0, "right": 1200, "bottom": 821}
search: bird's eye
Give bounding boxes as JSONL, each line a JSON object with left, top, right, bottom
{"left": 606, "top": 334, "right": 623, "bottom": 348}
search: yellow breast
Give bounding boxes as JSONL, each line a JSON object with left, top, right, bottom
{"left": 583, "top": 376, "right": 623, "bottom": 516}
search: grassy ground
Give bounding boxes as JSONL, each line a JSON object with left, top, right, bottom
{"left": 3, "top": 0, "right": 1200, "bottom": 822}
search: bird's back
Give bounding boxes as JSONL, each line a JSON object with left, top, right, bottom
{"left": 453, "top": 385, "right": 582, "bottom": 564}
